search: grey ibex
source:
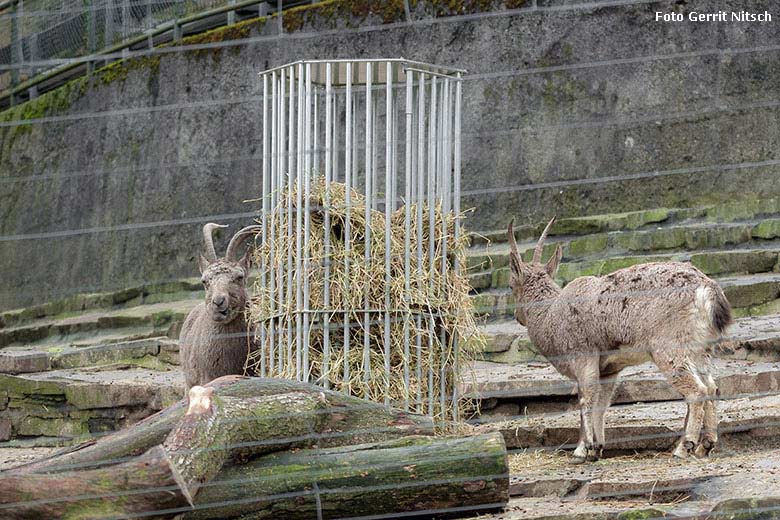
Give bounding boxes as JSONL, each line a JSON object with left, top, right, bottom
{"left": 507, "top": 217, "right": 732, "bottom": 463}
{"left": 180, "top": 223, "right": 261, "bottom": 391}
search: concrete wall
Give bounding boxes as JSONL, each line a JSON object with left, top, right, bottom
{"left": 2, "top": 0, "right": 780, "bottom": 309}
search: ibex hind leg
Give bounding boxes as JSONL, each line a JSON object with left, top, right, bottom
{"left": 650, "top": 345, "right": 709, "bottom": 459}
{"left": 572, "top": 357, "right": 602, "bottom": 464}
{"left": 695, "top": 370, "right": 719, "bottom": 457}
{"left": 592, "top": 374, "right": 620, "bottom": 460}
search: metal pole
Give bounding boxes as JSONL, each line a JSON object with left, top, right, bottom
{"left": 383, "top": 61, "right": 393, "bottom": 405}
{"left": 295, "top": 62, "right": 304, "bottom": 381}
{"left": 402, "top": 67, "right": 413, "bottom": 411}
{"left": 303, "top": 62, "right": 312, "bottom": 382}
{"left": 322, "top": 62, "right": 332, "bottom": 389}
{"left": 452, "top": 72, "right": 462, "bottom": 421}
{"left": 105, "top": 0, "right": 114, "bottom": 47}
{"left": 362, "top": 61, "right": 372, "bottom": 391}
{"left": 286, "top": 65, "right": 295, "bottom": 374}
{"left": 439, "top": 78, "right": 450, "bottom": 418}
{"left": 10, "top": 0, "right": 20, "bottom": 97}
{"left": 415, "top": 72, "right": 426, "bottom": 414}
{"left": 260, "top": 72, "right": 270, "bottom": 377}
{"left": 427, "top": 75, "right": 437, "bottom": 418}
{"left": 343, "top": 62, "right": 352, "bottom": 388}
{"left": 227, "top": 0, "right": 235, "bottom": 25}
{"left": 268, "top": 70, "right": 278, "bottom": 376}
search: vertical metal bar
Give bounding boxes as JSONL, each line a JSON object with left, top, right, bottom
{"left": 333, "top": 93, "right": 339, "bottom": 182}
{"left": 271, "top": 69, "right": 289, "bottom": 376}
{"left": 415, "top": 72, "right": 425, "bottom": 414}
{"left": 427, "top": 75, "right": 438, "bottom": 418}
{"left": 439, "top": 78, "right": 450, "bottom": 419}
{"left": 268, "top": 70, "right": 278, "bottom": 376}
{"left": 303, "top": 62, "right": 313, "bottom": 382}
{"left": 105, "top": 0, "right": 114, "bottom": 47}
{"left": 9, "top": 0, "right": 19, "bottom": 94}
{"left": 285, "top": 65, "right": 295, "bottom": 374}
{"left": 322, "top": 63, "right": 332, "bottom": 389}
{"left": 383, "top": 61, "right": 393, "bottom": 406}
{"left": 295, "top": 62, "right": 304, "bottom": 381}
{"left": 227, "top": 0, "right": 235, "bottom": 25}
{"left": 88, "top": 0, "right": 97, "bottom": 75}
{"left": 122, "top": 0, "right": 129, "bottom": 42}
{"left": 402, "top": 67, "right": 413, "bottom": 411}
{"left": 276, "top": 0, "right": 282, "bottom": 34}
{"left": 260, "top": 72, "right": 269, "bottom": 378}
{"left": 362, "top": 62, "right": 373, "bottom": 391}
{"left": 452, "top": 72, "right": 462, "bottom": 421}
{"left": 343, "top": 62, "right": 353, "bottom": 388}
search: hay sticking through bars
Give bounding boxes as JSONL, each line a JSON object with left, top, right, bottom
{"left": 247, "top": 178, "right": 482, "bottom": 422}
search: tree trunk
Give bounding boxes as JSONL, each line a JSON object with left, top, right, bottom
{"left": 185, "top": 432, "right": 509, "bottom": 520}
{"left": 0, "top": 446, "right": 190, "bottom": 520}
{"left": 0, "top": 379, "right": 506, "bottom": 520}
{"left": 13, "top": 376, "right": 433, "bottom": 475}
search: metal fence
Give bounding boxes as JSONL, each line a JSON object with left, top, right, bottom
{"left": 0, "top": 0, "right": 300, "bottom": 103}
{"left": 249, "top": 59, "right": 466, "bottom": 421}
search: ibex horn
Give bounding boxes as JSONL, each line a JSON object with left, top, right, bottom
{"left": 226, "top": 225, "right": 262, "bottom": 261}
{"left": 532, "top": 216, "right": 556, "bottom": 264}
{"left": 202, "top": 223, "right": 229, "bottom": 262}
{"left": 507, "top": 218, "right": 521, "bottom": 262}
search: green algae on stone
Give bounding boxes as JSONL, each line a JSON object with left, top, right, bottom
{"left": 617, "top": 508, "right": 669, "bottom": 520}
{"left": 691, "top": 250, "right": 779, "bottom": 276}
{"left": 753, "top": 219, "right": 780, "bottom": 239}
{"left": 709, "top": 497, "right": 780, "bottom": 520}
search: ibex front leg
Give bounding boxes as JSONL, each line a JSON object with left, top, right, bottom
{"left": 572, "top": 358, "right": 601, "bottom": 464}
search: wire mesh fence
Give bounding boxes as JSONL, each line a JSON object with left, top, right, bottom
{"left": 0, "top": 0, "right": 271, "bottom": 95}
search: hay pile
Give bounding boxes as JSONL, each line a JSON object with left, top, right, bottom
{"left": 247, "top": 178, "right": 481, "bottom": 422}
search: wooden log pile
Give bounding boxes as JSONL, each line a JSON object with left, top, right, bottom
{"left": 0, "top": 376, "right": 509, "bottom": 519}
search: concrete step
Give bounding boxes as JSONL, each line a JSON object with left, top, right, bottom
{"left": 470, "top": 247, "right": 780, "bottom": 295}
{"left": 475, "top": 313, "right": 780, "bottom": 365}
{"left": 0, "top": 298, "right": 198, "bottom": 354}
{"left": 463, "top": 358, "right": 780, "bottom": 408}
{"left": 466, "top": 220, "right": 780, "bottom": 276}
{"left": 0, "top": 366, "right": 184, "bottom": 443}
{"left": 472, "top": 197, "right": 780, "bottom": 247}
{"left": 506, "top": 439, "right": 780, "bottom": 502}
{"left": 476, "top": 393, "right": 780, "bottom": 452}
{"left": 0, "top": 336, "right": 180, "bottom": 375}
{"left": 0, "top": 278, "right": 202, "bottom": 330}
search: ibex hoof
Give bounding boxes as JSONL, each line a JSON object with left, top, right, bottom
{"left": 672, "top": 440, "right": 696, "bottom": 459}
{"left": 694, "top": 438, "right": 716, "bottom": 458}
{"left": 570, "top": 455, "right": 587, "bottom": 465}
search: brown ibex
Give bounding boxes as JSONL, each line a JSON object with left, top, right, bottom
{"left": 507, "top": 217, "right": 732, "bottom": 463}
{"left": 180, "top": 223, "right": 261, "bottom": 391}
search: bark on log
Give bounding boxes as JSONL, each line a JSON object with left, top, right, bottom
{"left": 184, "top": 432, "right": 509, "bottom": 520}
{"left": 164, "top": 387, "right": 332, "bottom": 502}
{"left": 0, "top": 379, "right": 507, "bottom": 520}
{"left": 0, "top": 446, "right": 190, "bottom": 520}
{"left": 12, "top": 377, "right": 433, "bottom": 475}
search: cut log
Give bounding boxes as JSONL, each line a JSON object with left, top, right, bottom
{"left": 184, "top": 432, "right": 509, "bottom": 520}
{"left": 12, "top": 376, "right": 433, "bottom": 475}
{"left": 0, "top": 446, "right": 190, "bottom": 520}
{"left": 163, "top": 386, "right": 332, "bottom": 502}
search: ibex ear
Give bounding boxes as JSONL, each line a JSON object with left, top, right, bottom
{"left": 509, "top": 252, "right": 526, "bottom": 286}
{"left": 198, "top": 253, "right": 211, "bottom": 274}
{"left": 238, "top": 250, "right": 251, "bottom": 273}
{"left": 545, "top": 245, "right": 563, "bottom": 277}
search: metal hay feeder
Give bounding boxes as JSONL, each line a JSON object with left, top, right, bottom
{"left": 252, "top": 58, "right": 464, "bottom": 421}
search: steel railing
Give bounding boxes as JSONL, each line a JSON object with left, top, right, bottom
{"left": 0, "top": 0, "right": 308, "bottom": 110}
